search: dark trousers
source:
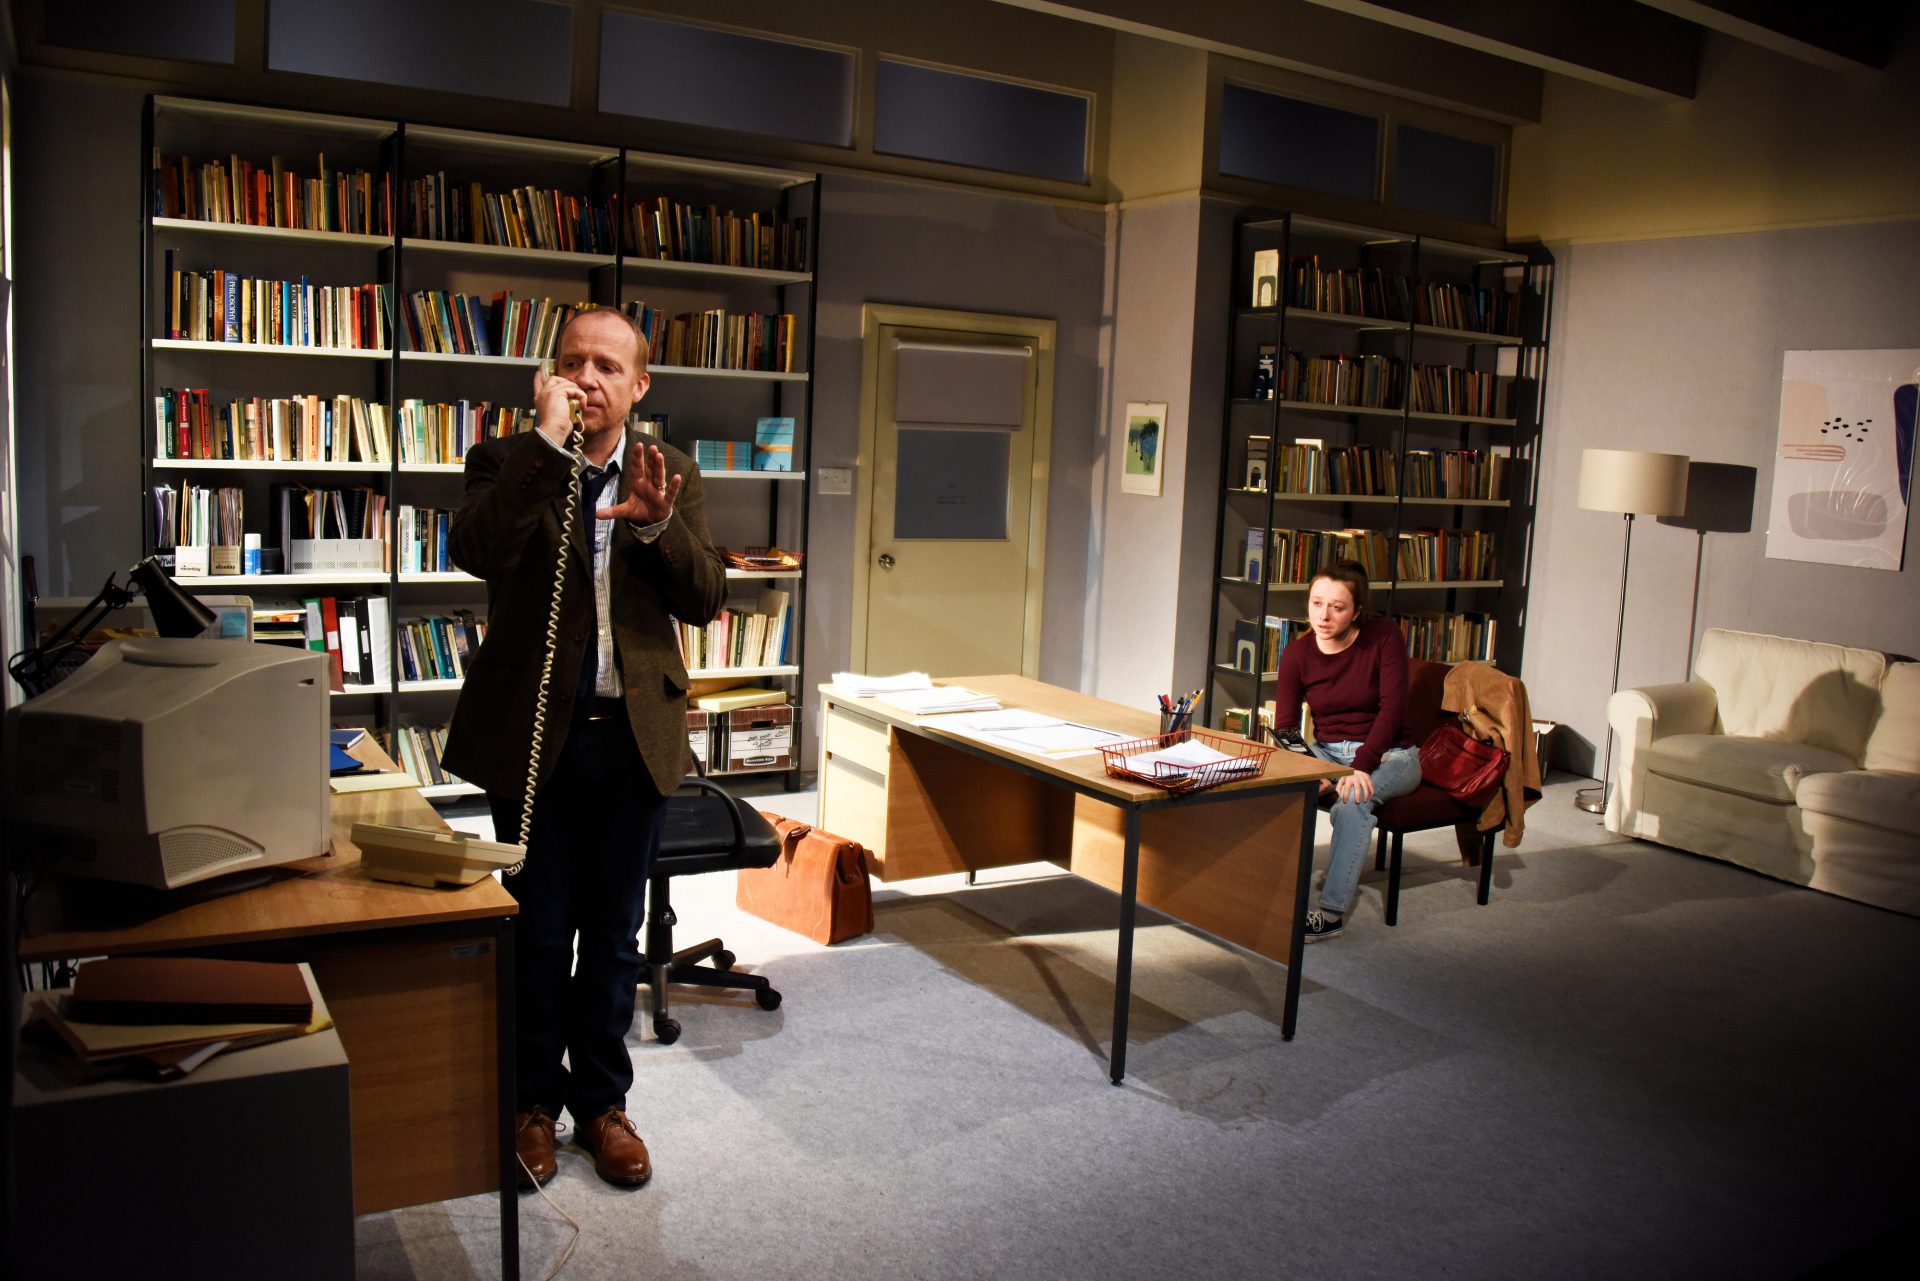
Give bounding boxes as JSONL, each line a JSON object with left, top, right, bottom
{"left": 488, "top": 715, "right": 666, "bottom": 1126}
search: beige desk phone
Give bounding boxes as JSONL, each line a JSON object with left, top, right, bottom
{"left": 360, "top": 384, "right": 585, "bottom": 888}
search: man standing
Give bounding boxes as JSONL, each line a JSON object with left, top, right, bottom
{"left": 443, "top": 307, "right": 726, "bottom": 1189}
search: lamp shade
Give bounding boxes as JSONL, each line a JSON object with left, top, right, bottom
{"left": 1577, "top": 449, "right": 1691, "bottom": 517}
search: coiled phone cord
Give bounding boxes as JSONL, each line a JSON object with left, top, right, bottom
{"left": 512, "top": 403, "right": 586, "bottom": 873}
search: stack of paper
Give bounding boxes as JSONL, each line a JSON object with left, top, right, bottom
{"left": 873, "top": 685, "right": 1001, "bottom": 716}
{"left": 833, "top": 671, "right": 933, "bottom": 697}
{"left": 1122, "top": 738, "right": 1260, "bottom": 780}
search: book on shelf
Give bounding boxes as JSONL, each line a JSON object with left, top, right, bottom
{"left": 624, "top": 194, "right": 808, "bottom": 272}
{"left": 405, "top": 173, "right": 616, "bottom": 254}
{"left": 1251, "top": 248, "right": 1280, "bottom": 308}
{"left": 1396, "top": 610, "right": 1497, "bottom": 663}
{"left": 153, "top": 148, "right": 392, "bottom": 236}
{"left": 694, "top": 685, "right": 788, "bottom": 713}
{"left": 1229, "top": 615, "right": 1303, "bottom": 674}
{"left": 1413, "top": 278, "right": 1523, "bottom": 336}
{"left": 1287, "top": 256, "right": 1409, "bottom": 321}
{"left": 752, "top": 417, "right": 795, "bottom": 471}
{"left": 1279, "top": 349, "right": 1404, "bottom": 410}
{"left": 674, "top": 587, "right": 791, "bottom": 670}
{"left": 620, "top": 300, "right": 796, "bottom": 373}
{"left": 694, "top": 440, "right": 751, "bottom": 471}
{"left": 1402, "top": 449, "right": 1508, "bottom": 501}
{"left": 154, "top": 388, "right": 390, "bottom": 464}
{"left": 1242, "top": 528, "right": 1264, "bottom": 582}
{"left": 397, "top": 612, "right": 486, "bottom": 683}
{"left": 162, "top": 254, "right": 392, "bottom": 350}
{"left": 397, "top": 398, "right": 535, "bottom": 465}
{"left": 399, "top": 290, "right": 586, "bottom": 360}
{"left": 397, "top": 505, "right": 456, "bottom": 573}
{"left": 1409, "top": 364, "right": 1513, "bottom": 419}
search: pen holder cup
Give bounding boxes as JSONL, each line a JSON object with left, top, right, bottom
{"left": 1158, "top": 712, "right": 1193, "bottom": 740}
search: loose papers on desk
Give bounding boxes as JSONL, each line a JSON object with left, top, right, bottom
{"left": 871, "top": 685, "right": 1000, "bottom": 716}
{"left": 1122, "top": 738, "right": 1260, "bottom": 780}
{"left": 942, "top": 709, "right": 1130, "bottom": 754}
{"left": 832, "top": 671, "right": 932, "bottom": 697}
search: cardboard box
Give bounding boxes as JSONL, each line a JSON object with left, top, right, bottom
{"left": 722, "top": 703, "right": 796, "bottom": 772}
{"left": 686, "top": 710, "right": 713, "bottom": 768}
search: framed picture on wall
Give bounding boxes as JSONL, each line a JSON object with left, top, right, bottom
{"left": 1122, "top": 401, "right": 1167, "bottom": 496}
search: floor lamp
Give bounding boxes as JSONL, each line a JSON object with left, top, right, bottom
{"left": 1574, "top": 448, "right": 1691, "bottom": 815}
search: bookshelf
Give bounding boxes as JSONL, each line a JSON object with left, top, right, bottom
{"left": 1204, "top": 212, "right": 1551, "bottom": 733}
{"left": 141, "top": 96, "right": 818, "bottom": 793}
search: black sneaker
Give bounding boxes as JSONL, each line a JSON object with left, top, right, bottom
{"left": 1302, "top": 909, "right": 1344, "bottom": 942}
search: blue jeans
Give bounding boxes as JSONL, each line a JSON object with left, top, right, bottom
{"left": 1308, "top": 741, "right": 1422, "bottom": 916}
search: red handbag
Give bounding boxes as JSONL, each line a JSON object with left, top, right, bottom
{"left": 1419, "top": 719, "right": 1510, "bottom": 808}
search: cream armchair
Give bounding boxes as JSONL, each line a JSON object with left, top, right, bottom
{"left": 1606, "top": 628, "right": 1918, "bottom": 916}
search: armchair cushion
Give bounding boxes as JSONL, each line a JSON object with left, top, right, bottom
{"left": 1694, "top": 628, "right": 1885, "bottom": 759}
{"left": 1644, "top": 734, "right": 1855, "bottom": 804}
{"left": 1863, "top": 663, "right": 1920, "bottom": 773}
{"left": 1796, "top": 770, "right": 1920, "bottom": 839}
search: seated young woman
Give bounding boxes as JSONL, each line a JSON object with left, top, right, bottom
{"left": 1268, "top": 559, "right": 1420, "bottom": 942}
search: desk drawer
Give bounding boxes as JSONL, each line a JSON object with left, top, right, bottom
{"left": 823, "top": 702, "right": 892, "bottom": 777}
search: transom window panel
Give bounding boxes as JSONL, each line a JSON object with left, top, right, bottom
{"left": 268, "top": 0, "right": 571, "bottom": 107}
{"left": 1393, "top": 124, "right": 1499, "bottom": 226}
{"left": 875, "top": 60, "right": 1089, "bottom": 184}
{"left": 45, "top": 0, "right": 235, "bottom": 63}
{"left": 1218, "top": 83, "right": 1378, "bottom": 202}
{"left": 599, "top": 13, "right": 854, "bottom": 148}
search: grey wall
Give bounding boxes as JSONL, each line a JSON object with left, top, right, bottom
{"left": 808, "top": 173, "right": 1108, "bottom": 736}
{"left": 1524, "top": 219, "right": 1920, "bottom": 773}
{"left": 15, "top": 73, "right": 147, "bottom": 597}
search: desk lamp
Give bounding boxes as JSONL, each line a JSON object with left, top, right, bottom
{"left": 1574, "top": 448, "right": 1690, "bottom": 815}
{"left": 7, "top": 556, "right": 217, "bottom": 697}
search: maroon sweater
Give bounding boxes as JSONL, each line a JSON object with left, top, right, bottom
{"left": 1270, "top": 616, "right": 1412, "bottom": 774}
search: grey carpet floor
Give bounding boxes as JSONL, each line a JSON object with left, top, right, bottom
{"left": 358, "top": 777, "right": 1920, "bottom": 1280}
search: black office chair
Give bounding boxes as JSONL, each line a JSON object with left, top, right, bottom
{"left": 641, "top": 773, "right": 785, "bottom": 1044}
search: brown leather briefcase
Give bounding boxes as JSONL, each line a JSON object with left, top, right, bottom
{"left": 737, "top": 814, "right": 875, "bottom": 944}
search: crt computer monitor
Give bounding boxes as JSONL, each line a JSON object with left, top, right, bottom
{"left": 4, "top": 638, "right": 330, "bottom": 889}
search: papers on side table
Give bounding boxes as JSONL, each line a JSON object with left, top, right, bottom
{"left": 941, "top": 709, "right": 1131, "bottom": 755}
{"left": 832, "top": 671, "right": 933, "bottom": 697}
{"left": 872, "top": 685, "right": 1001, "bottom": 716}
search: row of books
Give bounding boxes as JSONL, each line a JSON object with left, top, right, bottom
{"left": 673, "top": 589, "right": 792, "bottom": 671}
{"left": 692, "top": 420, "right": 793, "bottom": 472}
{"left": 1398, "top": 610, "right": 1497, "bottom": 663}
{"left": 1277, "top": 349, "right": 1403, "bottom": 409}
{"left": 154, "top": 388, "right": 392, "bottom": 464}
{"left": 1408, "top": 364, "right": 1513, "bottom": 419}
{"left": 162, "top": 259, "right": 393, "bottom": 351}
{"left": 625, "top": 196, "right": 808, "bottom": 272}
{"left": 1250, "top": 526, "right": 1502, "bottom": 584}
{"left": 1402, "top": 449, "right": 1509, "bottom": 501}
{"left": 1221, "top": 609, "right": 1497, "bottom": 674}
{"left": 152, "top": 150, "right": 393, "bottom": 236}
{"left": 621, "top": 301, "right": 797, "bottom": 373}
{"left": 404, "top": 174, "right": 617, "bottom": 254}
{"left": 254, "top": 593, "right": 393, "bottom": 687}
{"left": 396, "top": 399, "right": 536, "bottom": 465}
{"left": 394, "top": 723, "right": 465, "bottom": 789}
{"left": 1256, "top": 252, "right": 1525, "bottom": 337}
{"left": 1244, "top": 443, "right": 1509, "bottom": 501}
{"left": 396, "top": 505, "right": 454, "bottom": 573}
{"left": 398, "top": 289, "right": 584, "bottom": 360}
{"left": 394, "top": 611, "right": 486, "bottom": 682}
{"left": 152, "top": 484, "right": 244, "bottom": 550}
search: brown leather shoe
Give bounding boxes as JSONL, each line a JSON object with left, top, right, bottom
{"left": 575, "top": 1109, "right": 652, "bottom": 1187}
{"left": 515, "top": 1107, "right": 558, "bottom": 1190}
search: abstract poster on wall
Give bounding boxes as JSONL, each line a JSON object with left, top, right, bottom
{"left": 1766, "top": 349, "right": 1917, "bottom": 570}
{"left": 1122, "top": 401, "right": 1167, "bottom": 496}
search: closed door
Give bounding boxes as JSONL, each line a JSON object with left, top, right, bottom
{"left": 857, "top": 311, "right": 1053, "bottom": 678}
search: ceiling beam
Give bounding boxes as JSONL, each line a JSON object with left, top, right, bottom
{"left": 1634, "top": 1, "right": 1904, "bottom": 72}
{"left": 988, "top": 0, "right": 1545, "bottom": 122}
{"left": 1297, "top": 0, "right": 1700, "bottom": 99}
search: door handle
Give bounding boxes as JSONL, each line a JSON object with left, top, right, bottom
{"left": 878, "top": 553, "right": 895, "bottom": 570}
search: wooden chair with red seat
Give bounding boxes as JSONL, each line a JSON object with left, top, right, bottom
{"left": 1370, "top": 657, "right": 1500, "bottom": 926}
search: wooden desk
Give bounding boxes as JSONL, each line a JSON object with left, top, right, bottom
{"left": 818, "top": 676, "right": 1345, "bottom": 1082}
{"left": 18, "top": 743, "right": 520, "bottom": 1278}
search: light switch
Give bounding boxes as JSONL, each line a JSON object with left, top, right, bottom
{"left": 817, "top": 467, "right": 853, "bottom": 495}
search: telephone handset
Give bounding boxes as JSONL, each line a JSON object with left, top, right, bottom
{"left": 359, "top": 371, "right": 582, "bottom": 887}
